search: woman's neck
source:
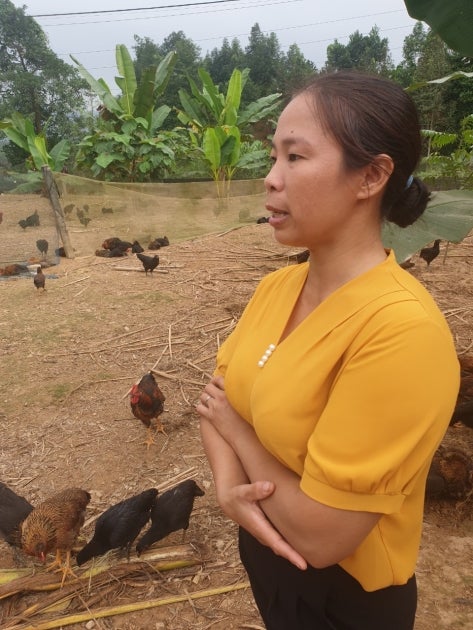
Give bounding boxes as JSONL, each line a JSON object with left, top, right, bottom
{"left": 304, "top": 233, "right": 387, "bottom": 307}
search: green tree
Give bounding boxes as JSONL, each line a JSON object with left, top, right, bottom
{"left": 390, "top": 22, "right": 428, "bottom": 87}
{"left": 411, "top": 32, "right": 453, "bottom": 136}
{"left": 134, "top": 31, "right": 201, "bottom": 127}
{"left": 244, "top": 24, "right": 282, "bottom": 101}
{"left": 203, "top": 37, "right": 246, "bottom": 86}
{"left": 279, "top": 44, "right": 317, "bottom": 97}
{"left": 0, "top": 0, "right": 88, "bottom": 159}
{"left": 325, "top": 26, "right": 393, "bottom": 75}
{"left": 442, "top": 53, "right": 473, "bottom": 130}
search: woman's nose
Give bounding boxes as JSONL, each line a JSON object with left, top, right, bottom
{"left": 264, "top": 162, "right": 281, "bottom": 192}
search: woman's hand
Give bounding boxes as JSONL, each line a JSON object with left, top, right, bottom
{"left": 219, "top": 478, "right": 307, "bottom": 570}
{"left": 196, "top": 375, "right": 248, "bottom": 448}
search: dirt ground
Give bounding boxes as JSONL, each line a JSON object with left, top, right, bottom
{"left": 0, "top": 194, "right": 472, "bottom": 630}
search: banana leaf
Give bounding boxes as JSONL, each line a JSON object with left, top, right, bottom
{"left": 203, "top": 127, "right": 221, "bottom": 172}
{"left": 198, "top": 68, "right": 224, "bottom": 117}
{"left": 177, "top": 89, "right": 206, "bottom": 129}
{"left": 407, "top": 71, "right": 473, "bottom": 92}
{"left": 221, "top": 126, "right": 240, "bottom": 167}
{"left": 153, "top": 51, "right": 177, "bottom": 100}
{"left": 404, "top": 0, "right": 473, "bottom": 57}
{"left": 382, "top": 189, "right": 473, "bottom": 262}
{"left": 0, "top": 125, "right": 29, "bottom": 153}
{"left": 151, "top": 105, "right": 171, "bottom": 133}
{"left": 115, "top": 44, "right": 137, "bottom": 116}
{"left": 28, "top": 135, "right": 51, "bottom": 170}
{"left": 238, "top": 93, "right": 281, "bottom": 127}
{"left": 49, "top": 139, "right": 70, "bottom": 171}
{"left": 224, "top": 70, "right": 243, "bottom": 126}
{"left": 70, "top": 55, "right": 123, "bottom": 117}
{"left": 133, "top": 66, "right": 157, "bottom": 119}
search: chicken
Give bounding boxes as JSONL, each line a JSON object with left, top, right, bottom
{"left": 419, "top": 239, "right": 441, "bottom": 266}
{"left": 18, "top": 210, "right": 40, "bottom": 229}
{"left": 129, "top": 371, "right": 166, "bottom": 447}
{"left": 102, "top": 237, "right": 123, "bottom": 250}
{"left": 34, "top": 266, "right": 46, "bottom": 291}
{"left": 76, "top": 488, "right": 158, "bottom": 565}
{"left": 63, "top": 203, "right": 75, "bottom": 215}
{"left": 0, "top": 482, "right": 33, "bottom": 546}
{"left": 131, "top": 240, "right": 144, "bottom": 253}
{"left": 1, "top": 263, "right": 28, "bottom": 276}
{"left": 426, "top": 446, "right": 473, "bottom": 501}
{"left": 21, "top": 487, "right": 90, "bottom": 586}
{"left": 136, "top": 252, "right": 159, "bottom": 274}
{"left": 136, "top": 480, "right": 205, "bottom": 555}
{"left": 101, "top": 206, "right": 114, "bottom": 214}
{"left": 148, "top": 236, "right": 169, "bottom": 250}
{"left": 36, "top": 238, "right": 49, "bottom": 258}
{"left": 102, "top": 237, "right": 132, "bottom": 252}
{"left": 79, "top": 215, "right": 91, "bottom": 227}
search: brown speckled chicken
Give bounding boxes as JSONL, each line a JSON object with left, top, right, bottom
{"left": 426, "top": 446, "right": 473, "bottom": 501}
{"left": 20, "top": 487, "right": 90, "bottom": 586}
{"left": 129, "top": 371, "right": 166, "bottom": 447}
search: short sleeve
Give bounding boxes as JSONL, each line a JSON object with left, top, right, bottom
{"left": 300, "top": 307, "right": 459, "bottom": 514}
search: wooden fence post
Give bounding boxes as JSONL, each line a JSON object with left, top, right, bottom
{"left": 41, "top": 165, "right": 75, "bottom": 259}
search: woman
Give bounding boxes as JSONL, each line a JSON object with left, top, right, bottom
{"left": 197, "top": 72, "right": 459, "bottom": 630}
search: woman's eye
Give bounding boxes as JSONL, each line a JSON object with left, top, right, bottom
{"left": 269, "top": 154, "right": 277, "bottom": 163}
{"left": 288, "top": 153, "right": 300, "bottom": 162}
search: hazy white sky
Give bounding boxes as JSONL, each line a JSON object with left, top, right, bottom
{"left": 14, "top": 0, "right": 419, "bottom": 86}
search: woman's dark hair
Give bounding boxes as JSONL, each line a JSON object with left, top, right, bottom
{"left": 297, "top": 71, "right": 430, "bottom": 227}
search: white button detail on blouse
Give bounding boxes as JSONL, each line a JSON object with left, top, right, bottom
{"left": 258, "top": 343, "right": 276, "bottom": 367}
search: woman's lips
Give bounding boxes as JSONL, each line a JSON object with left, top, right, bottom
{"left": 266, "top": 205, "right": 289, "bottom": 226}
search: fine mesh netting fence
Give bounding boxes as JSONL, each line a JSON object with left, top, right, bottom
{"left": 0, "top": 174, "right": 267, "bottom": 271}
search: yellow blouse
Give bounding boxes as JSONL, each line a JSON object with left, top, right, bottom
{"left": 215, "top": 250, "right": 459, "bottom": 591}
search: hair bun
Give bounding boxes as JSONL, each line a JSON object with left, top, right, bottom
{"left": 386, "top": 178, "right": 431, "bottom": 227}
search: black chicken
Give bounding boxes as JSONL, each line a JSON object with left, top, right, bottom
{"left": 76, "top": 488, "right": 158, "bottom": 565}
{"left": 419, "top": 239, "right": 441, "bottom": 266}
{"left": 136, "top": 252, "right": 159, "bottom": 275}
{"left": 0, "top": 482, "right": 34, "bottom": 546}
{"left": 36, "top": 239, "right": 49, "bottom": 258}
{"left": 34, "top": 266, "right": 46, "bottom": 290}
{"left": 148, "top": 236, "right": 169, "bottom": 249}
{"left": 136, "top": 480, "right": 205, "bottom": 555}
{"left": 130, "top": 371, "right": 166, "bottom": 447}
{"left": 131, "top": 240, "right": 144, "bottom": 253}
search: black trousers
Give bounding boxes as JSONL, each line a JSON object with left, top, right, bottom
{"left": 239, "top": 528, "right": 417, "bottom": 630}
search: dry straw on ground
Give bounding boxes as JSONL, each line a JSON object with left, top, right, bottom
{"left": 0, "top": 194, "right": 472, "bottom": 629}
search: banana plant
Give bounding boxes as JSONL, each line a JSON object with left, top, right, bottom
{"left": 176, "top": 67, "right": 281, "bottom": 197}
{"left": 71, "top": 46, "right": 178, "bottom": 181}
{"left": 0, "top": 112, "right": 70, "bottom": 172}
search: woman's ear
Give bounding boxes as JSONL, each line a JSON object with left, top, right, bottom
{"left": 357, "top": 154, "right": 394, "bottom": 200}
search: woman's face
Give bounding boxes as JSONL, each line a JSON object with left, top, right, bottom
{"left": 264, "top": 94, "right": 365, "bottom": 249}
